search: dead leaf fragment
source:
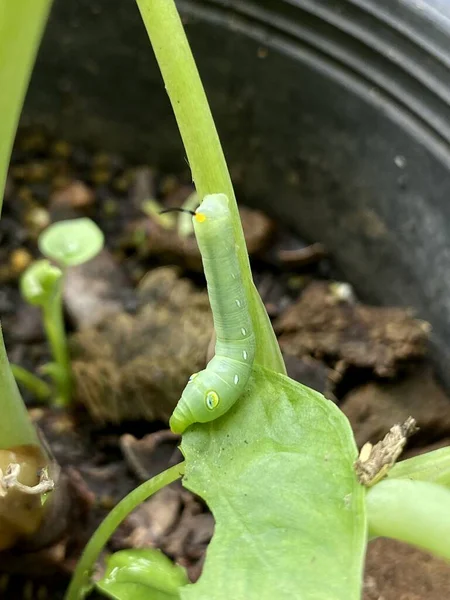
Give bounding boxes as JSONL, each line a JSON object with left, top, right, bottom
{"left": 355, "top": 417, "right": 418, "bottom": 486}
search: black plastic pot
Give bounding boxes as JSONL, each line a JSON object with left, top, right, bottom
{"left": 24, "top": 0, "right": 450, "bottom": 386}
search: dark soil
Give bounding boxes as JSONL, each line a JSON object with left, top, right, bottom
{"left": 1, "top": 127, "right": 450, "bottom": 599}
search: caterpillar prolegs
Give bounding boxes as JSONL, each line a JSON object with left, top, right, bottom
{"left": 169, "top": 194, "right": 255, "bottom": 434}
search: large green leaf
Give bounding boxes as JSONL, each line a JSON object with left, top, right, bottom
{"left": 180, "top": 366, "right": 367, "bottom": 599}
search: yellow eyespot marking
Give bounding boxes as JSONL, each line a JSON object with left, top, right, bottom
{"left": 205, "top": 391, "right": 220, "bottom": 410}
{"left": 195, "top": 212, "right": 207, "bottom": 223}
{"left": 188, "top": 373, "right": 199, "bottom": 383}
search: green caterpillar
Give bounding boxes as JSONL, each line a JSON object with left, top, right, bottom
{"left": 169, "top": 193, "right": 255, "bottom": 434}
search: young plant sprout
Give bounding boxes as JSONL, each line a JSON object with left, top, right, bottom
{"left": 20, "top": 259, "right": 68, "bottom": 406}
{"left": 38, "top": 217, "right": 105, "bottom": 267}
{"left": 20, "top": 218, "right": 104, "bottom": 406}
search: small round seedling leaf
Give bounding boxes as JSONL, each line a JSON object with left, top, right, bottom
{"left": 96, "top": 548, "right": 189, "bottom": 599}
{"left": 20, "top": 259, "right": 63, "bottom": 306}
{"left": 38, "top": 218, "right": 104, "bottom": 267}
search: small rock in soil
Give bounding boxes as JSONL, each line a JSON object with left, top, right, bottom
{"left": 49, "top": 179, "right": 95, "bottom": 215}
{"left": 275, "top": 281, "right": 430, "bottom": 377}
{"left": 9, "top": 247, "right": 33, "bottom": 276}
{"left": 70, "top": 267, "right": 213, "bottom": 423}
{"left": 64, "top": 249, "right": 134, "bottom": 330}
{"left": 341, "top": 365, "right": 450, "bottom": 448}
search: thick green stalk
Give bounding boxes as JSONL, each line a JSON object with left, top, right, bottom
{"left": 136, "top": 0, "right": 285, "bottom": 374}
{"left": 0, "top": 0, "right": 53, "bottom": 207}
{"left": 367, "top": 479, "right": 450, "bottom": 561}
{"left": 0, "top": 328, "right": 39, "bottom": 448}
{"left": 0, "top": 0, "right": 53, "bottom": 448}
{"left": 65, "top": 462, "right": 185, "bottom": 600}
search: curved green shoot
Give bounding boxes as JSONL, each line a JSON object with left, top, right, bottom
{"left": 39, "top": 218, "right": 104, "bottom": 267}
{"left": 20, "top": 220, "right": 104, "bottom": 406}
{"left": 65, "top": 462, "right": 185, "bottom": 600}
{"left": 388, "top": 447, "right": 450, "bottom": 488}
{"left": 20, "top": 259, "right": 62, "bottom": 306}
{"left": 135, "top": 0, "right": 285, "bottom": 375}
{"left": 96, "top": 549, "right": 189, "bottom": 599}
{"left": 20, "top": 259, "right": 70, "bottom": 406}
{"left": 367, "top": 478, "right": 450, "bottom": 561}
{"left": 0, "top": 0, "right": 53, "bottom": 450}
{"left": 11, "top": 363, "right": 52, "bottom": 402}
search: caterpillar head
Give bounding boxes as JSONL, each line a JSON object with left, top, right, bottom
{"left": 169, "top": 370, "right": 223, "bottom": 434}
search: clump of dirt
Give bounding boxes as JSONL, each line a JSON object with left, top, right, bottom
{"left": 275, "top": 280, "right": 430, "bottom": 377}
{"left": 71, "top": 267, "right": 213, "bottom": 423}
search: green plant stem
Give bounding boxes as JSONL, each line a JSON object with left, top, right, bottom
{"left": 11, "top": 364, "right": 51, "bottom": 402}
{"left": 0, "top": 0, "right": 53, "bottom": 208}
{"left": 367, "top": 478, "right": 450, "bottom": 561}
{"left": 136, "top": 0, "right": 285, "bottom": 374}
{"left": 42, "top": 285, "right": 71, "bottom": 406}
{"left": 65, "top": 462, "right": 186, "bottom": 600}
{"left": 388, "top": 447, "right": 450, "bottom": 487}
{"left": 0, "top": 0, "right": 53, "bottom": 449}
{"left": 0, "top": 327, "right": 39, "bottom": 449}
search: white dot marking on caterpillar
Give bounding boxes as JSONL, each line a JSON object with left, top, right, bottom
{"left": 235, "top": 299, "right": 242, "bottom": 308}
{"left": 241, "top": 327, "right": 247, "bottom": 336}
{"left": 243, "top": 350, "right": 248, "bottom": 360}
{"left": 234, "top": 374, "right": 239, "bottom": 385}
